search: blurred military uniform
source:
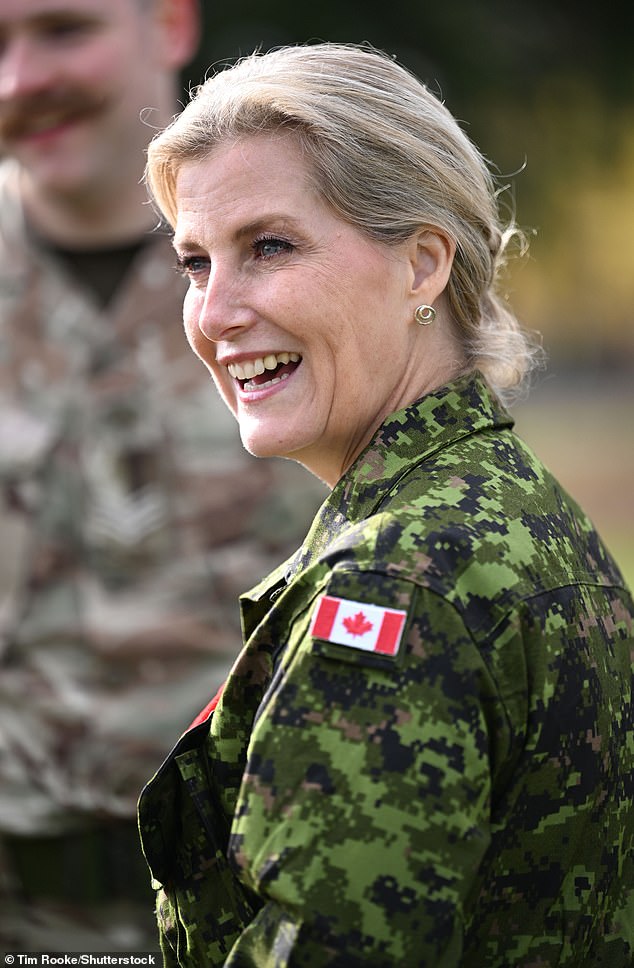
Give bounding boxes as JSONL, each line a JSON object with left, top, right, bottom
{"left": 139, "top": 373, "right": 633, "bottom": 966}
{"left": 0, "top": 159, "right": 323, "bottom": 950}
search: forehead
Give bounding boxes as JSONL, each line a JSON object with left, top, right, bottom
{"left": 173, "top": 135, "right": 318, "bottom": 222}
{"left": 177, "top": 134, "right": 316, "bottom": 199}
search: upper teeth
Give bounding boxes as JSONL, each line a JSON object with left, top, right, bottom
{"left": 228, "top": 352, "right": 300, "bottom": 381}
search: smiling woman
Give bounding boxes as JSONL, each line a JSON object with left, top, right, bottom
{"left": 169, "top": 131, "right": 460, "bottom": 485}
{"left": 138, "top": 43, "right": 634, "bottom": 967}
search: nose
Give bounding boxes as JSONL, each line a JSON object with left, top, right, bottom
{"left": 192, "top": 262, "right": 254, "bottom": 344}
{"left": 0, "top": 35, "right": 55, "bottom": 102}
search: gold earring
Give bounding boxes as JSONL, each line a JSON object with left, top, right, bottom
{"left": 415, "top": 304, "right": 436, "bottom": 326}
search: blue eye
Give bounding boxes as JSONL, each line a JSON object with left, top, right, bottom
{"left": 253, "top": 236, "right": 293, "bottom": 259}
{"left": 174, "top": 254, "right": 208, "bottom": 277}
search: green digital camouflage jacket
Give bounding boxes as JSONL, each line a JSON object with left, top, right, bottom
{"left": 138, "top": 372, "right": 634, "bottom": 967}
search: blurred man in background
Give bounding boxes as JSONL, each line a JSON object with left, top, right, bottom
{"left": 0, "top": 0, "right": 322, "bottom": 950}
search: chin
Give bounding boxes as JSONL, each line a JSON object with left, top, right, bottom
{"left": 237, "top": 422, "right": 271, "bottom": 456}
{"left": 238, "top": 422, "right": 308, "bottom": 463}
{"left": 239, "top": 433, "right": 285, "bottom": 460}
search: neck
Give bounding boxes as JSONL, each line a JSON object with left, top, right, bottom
{"left": 296, "top": 316, "right": 469, "bottom": 489}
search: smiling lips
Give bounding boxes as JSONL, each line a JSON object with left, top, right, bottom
{"left": 227, "top": 352, "right": 301, "bottom": 391}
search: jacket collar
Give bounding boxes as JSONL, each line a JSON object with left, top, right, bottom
{"left": 288, "top": 371, "right": 513, "bottom": 576}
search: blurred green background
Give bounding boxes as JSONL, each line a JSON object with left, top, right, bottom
{"left": 186, "top": 1, "right": 634, "bottom": 586}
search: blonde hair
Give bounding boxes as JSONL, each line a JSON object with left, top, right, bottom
{"left": 147, "top": 43, "right": 541, "bottom": 402}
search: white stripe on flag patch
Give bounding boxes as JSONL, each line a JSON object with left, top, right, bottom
{"left": 310, "top": 594, "right": 407, "bottom": 656}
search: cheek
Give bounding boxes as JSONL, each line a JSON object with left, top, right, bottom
{"left": 183, "top": 294, "right": 236, "bottom": 411}
{"left": 73, "top": 30, "right": 150, "bottom": 101}
{"left": 66, "top": 38, "right": 122, "bottom": 86}
{"left": 183, "top": 290, "right": 204, "bottom": 355}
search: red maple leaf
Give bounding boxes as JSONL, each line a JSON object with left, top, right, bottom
{"left": 343, "top": 611, "right": 373, "bottom": 637}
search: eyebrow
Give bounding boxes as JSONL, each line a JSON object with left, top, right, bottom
{"left": 9, "top": 9, "right": 104, "bottom": 29}
{"left": 173, "top": 213, "right": 304, "bottom": 252}
{"left": 236, "top": 214, "right": 303, "bottom": 238}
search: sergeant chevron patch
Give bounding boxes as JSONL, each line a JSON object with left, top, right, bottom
{"left": 310, "top": 594, "right": 407, "bottom": 656}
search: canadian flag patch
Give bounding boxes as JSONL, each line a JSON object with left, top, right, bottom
{"left": 310, "top": 594, "right": 407, "bottom": 657}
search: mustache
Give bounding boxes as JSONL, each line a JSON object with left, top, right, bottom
{"left": 0, "top": 88, "right": 109, "bottom": 141}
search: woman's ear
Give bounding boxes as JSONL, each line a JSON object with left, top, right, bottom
{"left": 408, "top": 227, "right": 456, "bottom": 308}
{"left": 153, "top": 0, "right": 201, "bottom": 72}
